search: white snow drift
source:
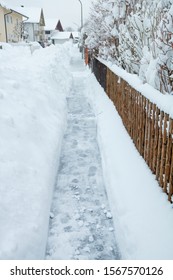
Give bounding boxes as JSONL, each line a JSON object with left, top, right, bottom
{"left": 0, "top": 42, "right": 73, "bottom": 259}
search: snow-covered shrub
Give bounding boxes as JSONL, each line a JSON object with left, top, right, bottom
{"left": 85, "top": 0, "right": 173, "bottom": 94}
{"left": 155, "top": 2, "right": 173, "bottom": 94}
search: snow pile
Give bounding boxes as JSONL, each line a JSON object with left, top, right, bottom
{"left": 0, "top": 42, "right": 73, "bottom": 259}
{"left": 84, "top": 70, "right": 173, "bottom": 259}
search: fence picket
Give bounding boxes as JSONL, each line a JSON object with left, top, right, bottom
{"left": 164, "top": 119, "right": 173, "bottom": 193}
{"left": 152, "top": 107, "right": 160, "bottom": 173}
{"left": 159, "top": 113, "right": 169, "bottom": 189}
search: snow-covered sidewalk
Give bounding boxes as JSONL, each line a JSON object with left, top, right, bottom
{"left": 46, "top": 54, "right": 120, "bottom": 260}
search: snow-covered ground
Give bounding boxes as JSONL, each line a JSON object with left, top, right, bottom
{"left": 0, "top": 43, "right": 173, "bottom": 260}
{"left": 0, "top": 42, "right": 73, "bottom": 259}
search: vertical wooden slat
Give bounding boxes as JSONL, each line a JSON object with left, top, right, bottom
{"left": 107, "top": 68, "right": 110, "bottom": 98}
{"left": 147, "top": 102, "right": 152, "bottom": 166}
{"left": 134, "top": 90, "right": 138, "bottom": 148}
{"left": 129, "top": 86, "right": 133, "bottom": 138}
{"left": 168, "top": 144, "right": 173, "bottom": 202}
{"left": 144, "top": 99, "right": 149, "bottom": 161}
{"left": 138, "top": 94, "right": 142, "bottom": 155}
{"left": 141, "top": 96, "right": 146, "bottom": 157}
{"left": 136, "top": 93, "right": 140, "bottom": 151}
{"left": 152, "top": 107, "right": 160, "bottom": 173}
{"left": 112, "top": 73, "right": 116, "bottom": 105}
{"left": 159, "top": 113, "right": 169, "bottom": 189}
{"left": 127, "top": 84, "right": 132, "bottom": 136}
{"left": 110, "top": 70, "right": 113, "bottom": 100}
{"left": 149, "top": 104, "right": 156, "bottom": 172}
{"left": 117, "top": 76, "right": 121, "bottom": 114}
{"left": 164, "top": 119, "right": 173, "bottom": 194}
{"left": 156, "top": 111, "right": 164, "bottom": 181}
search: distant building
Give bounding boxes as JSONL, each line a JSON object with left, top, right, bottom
{"left": 0, "top": 1, "right": 27, "bottom": 43}
{"left": 45, "top": 19, "right": 64, "bottom": 42}
{"left": 18, "top": 7, "right": 45, "bottom": 43}
{"left": 44, "top": 18, "right": 58, "bottom": 41}
{"left": 44, "top": 19, "right": 79, "bottom": 45}
{"left": 51, "top": 31, "right": 74, "bottom": 44}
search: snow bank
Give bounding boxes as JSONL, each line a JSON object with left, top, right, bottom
{"left": 99, "top": 58, "right": 173, "bottom": 119}
{"left": 84, "top": 70, "right": 173, "bottom": 259}
{"left": 0, "top": 43, "right": 73, "bottom": 259}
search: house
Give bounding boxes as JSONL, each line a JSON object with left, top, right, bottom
{"left": 45, "top": 19, "right": 64, "bottom": 42}
{"left": 0, "top": 1, "right": 28, "bottom": 43}
{"left": 45, "top": 19, "right": 79, "bottom": 45}
{"left": 72, "top": 31, "right": 80, "bottom": 43}
{"left": 17, "top": 7, "right": 45, "bottom": 43}
{"left": 51, "top": 31, "right": 74, "bottom": 45}
{"left": 44, "top": 18, "right": 58, "bottom": 41}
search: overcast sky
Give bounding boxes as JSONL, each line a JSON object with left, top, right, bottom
{"left": 4, "top": 0, "right": 94, "bottom": 30}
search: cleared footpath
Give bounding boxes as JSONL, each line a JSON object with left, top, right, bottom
{"left": 46, "top": 51, "right": 120, "bottom": 260}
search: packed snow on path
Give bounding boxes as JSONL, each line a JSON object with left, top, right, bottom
{"left": 0, "top": 42, "right": 73, "bottom": 259}
{"left": 46, "top": 54, "right": 120, "bottom": 260}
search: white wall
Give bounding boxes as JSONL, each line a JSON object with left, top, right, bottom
{"left": 24, "top": 22, "right": 40, "bottom": 42}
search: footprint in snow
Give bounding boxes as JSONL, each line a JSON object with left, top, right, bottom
{"left": 88, "top": 166, "right": 97, "bottom": 177}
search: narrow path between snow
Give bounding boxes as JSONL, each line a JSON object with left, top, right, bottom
{"left": 45, "top": 52, "right": 120, "bottom": 260}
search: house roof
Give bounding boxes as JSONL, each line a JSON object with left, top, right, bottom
{"left": 40, "top": 8, "right": 45, "bottom": 26}
{"left": 12, "top": 6, "right": 45, "bottom": 25}
{"left": 16, "top": 7, "right": 41, "bottom": 23}
{"left": 45, "top": 18, "right": 58, "bottom": 31}
{"left": 51, "top": 31, "right": 73, "bottom": 40}
{"left": 72, "top": 32, "right": 79, "bottom": 38}
{"left": 0, "top": 1, "right": 28, "bottom": 17}
{"left": 55, "top": 20, "right": 63, "bottom": 31}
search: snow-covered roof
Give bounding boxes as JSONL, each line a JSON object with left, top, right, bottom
{"left": 0, "top": 1, "right": 27, "bottom": 17}
{"left": 45, "top": 18, "right": 58, "bottom": 31}
{"left": 16, "top": 7, "right": 41, "bottom": 23}
{"left": 72, "top": 32, "right": 79, "bottom": 38}
{"left": 51, "top": 31, "right": 73, "bottom": 40}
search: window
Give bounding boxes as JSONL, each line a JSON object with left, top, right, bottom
{"left": 6, "top": 15, "right": 9, "bottom": 23}
{"left": 10, "top": 16, "right": 13, "bottom": 24}
{"left": 34, "top": 23, "right": 39, "bottom": 30}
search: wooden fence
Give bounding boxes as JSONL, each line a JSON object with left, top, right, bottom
{"left": 91, "top": 57, "right": 173, "bottom": 202}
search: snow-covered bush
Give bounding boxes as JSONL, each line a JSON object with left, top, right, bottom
{"left": 85, "top": 0, "right": 173, "bottom": 94}
{"left": 155, "top": 1, "right": 173, "bottom": 93}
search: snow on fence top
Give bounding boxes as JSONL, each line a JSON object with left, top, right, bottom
{"left": 98, "top": 58, "right": 173, "bottom": 119}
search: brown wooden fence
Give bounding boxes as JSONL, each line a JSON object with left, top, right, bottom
{"left": 91, "top": 57, "right": 173, "bottom": 202}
